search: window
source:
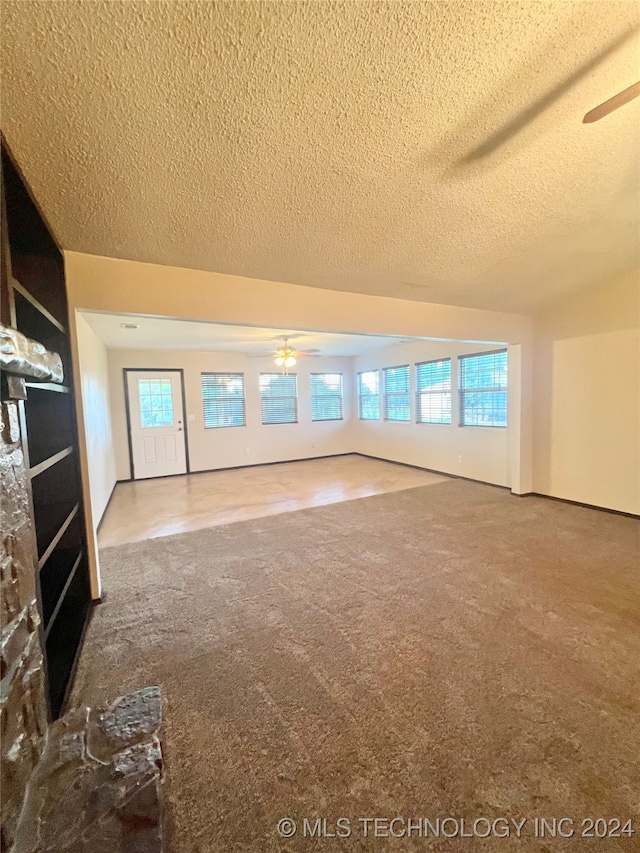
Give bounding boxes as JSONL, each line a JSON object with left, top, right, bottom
{"left": 138, "top": 378, "right": 174, "bottom": 428}
{"left": 459, "top": 349, "right": 507, "bottom": 427}
{"left": 260, "top": 373, "right": 298, "bottom": 424}
{"left": 201, "top": 373, "right": 246, "bottom": 429}
{"left": 357, "top": 370, "right": 380, "bottom": 420}
{"left": 416, "top": 359, "right": 451, "bottom": 424}
{"left": 383, "top": 365, "right": 410, "bottom": 422}
{"left": 311, "top": 373, "right": 343, "bottom": 421}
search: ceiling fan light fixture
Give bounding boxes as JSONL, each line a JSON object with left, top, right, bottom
{"left": 274, "top": 336, "right": 298, "bottom": 373}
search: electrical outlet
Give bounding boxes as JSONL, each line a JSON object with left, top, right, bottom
{"left": 245, "top": 447, "right": 250, "bottom": 454}
{"left": 188, "top": 414, "right": 195, "bottom": 422}
{"left": 458, "top": 455, "right": 463, "bottom": 463}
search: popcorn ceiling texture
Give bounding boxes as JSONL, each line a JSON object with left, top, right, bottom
{"left": 1, "top": 1, "right": 639, "bottom": 314}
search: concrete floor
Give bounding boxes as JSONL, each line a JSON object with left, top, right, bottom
{"left": 98, "top": 454, "right": 447, "bottom": 547}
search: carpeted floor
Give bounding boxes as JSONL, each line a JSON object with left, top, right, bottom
{"left": 71, "top": 480, "right": 640, "bottom": 852}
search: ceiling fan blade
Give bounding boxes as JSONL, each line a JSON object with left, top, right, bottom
{"left": 583, "top": 81, "right": 640, "bottom": 123}
{"left": 246, "top": 350, "right": 321, "bottom": 359}
{"left": 238, "top": 333, "right": 304, "bottom": 344}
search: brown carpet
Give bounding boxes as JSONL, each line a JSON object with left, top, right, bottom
{"left": 70, "top": 480, "right": 640, "bottom": 852}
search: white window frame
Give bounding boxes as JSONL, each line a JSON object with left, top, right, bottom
{"left": 310, "top": 373, "right": 343, "bottom": 422}
{"left": 357, "top": 370, "right": 380, "bottom": 420}
{"left": 415, "top": 358, "right": 452, "bottom": 424}
{"left": 458, "top": 349, "right": 508, "bottom": 428}
{"left": 382, "top": 365, "right": 411, "bottom": 422}
{"left": 260, "top": 373, "right": 298, "bottom": 425}
{"left": 201, "top": 372, "right": 246, "bottom": 429}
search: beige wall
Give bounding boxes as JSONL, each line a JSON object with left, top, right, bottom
{"left": 107, "top": 349, "right": 354, "bottom": 480}
{"left": 75, "top": 314, "right": 117, "bottom": 520}
{"left": 532, "top": 269, "right": 640, "bottom": 514}
{"left": 65, "top": 252, "right": 532, "bottom": 345}
{"left": 354, "top": 340, "right": 511, "bottom": 487}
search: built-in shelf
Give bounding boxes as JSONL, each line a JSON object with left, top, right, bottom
{"left": 25, "top": 382, "right": 70, "bottom": 394}
{"left": 46, "top": 589, "right": 90, "bottom": 719}
{"left": 12, "top": 276, "right": 66, "bottom": 333}
{"left": 37, "top": 503, "right": 79, "bottom": 570}
{"left": 24, "top": 388, "right": 75, "bottom": 466}
{"left": 14, "top": 289, "right": 71, "bottom": 381}
{"left": 44, "top": 550, "right": 83, "bottom": 638}
{"left": 40, "top": 507, "right": 83, "bottom": 619}
{"left": 3, "top": 135, "right": 91, "bottom": 722}
{"left": 32, "top": 447, "right": 80, "bottom": 561}
{"left": 9, "top": 254, "right": 68, "bottom": 328}
{"left": 30, "top": 445, "right": 74, "bottom": 478}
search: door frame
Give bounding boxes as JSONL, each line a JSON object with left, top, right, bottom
{"left": 123, "top": 367, "right": 190, "bottom": 481}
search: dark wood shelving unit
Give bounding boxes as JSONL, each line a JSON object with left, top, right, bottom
{"left": 2, "top": 136, "right": 91, "bottom": 720}
{"left": 25, "top": 381, "right": 71, "bottom": 393}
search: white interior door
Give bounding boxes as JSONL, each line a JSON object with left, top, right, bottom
{"left": 126, "top": 370, "right": 187, "bottom": 479}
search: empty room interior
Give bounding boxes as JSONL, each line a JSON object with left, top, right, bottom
{"left": 1, "top": 2, "right": 638, "bottom": 851}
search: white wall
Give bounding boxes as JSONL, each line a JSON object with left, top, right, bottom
{"left": 75, "top": 313, "right": 117, "bottom": 521}
{"left": 532, "top": 269, "right": 639, "bottom": 515}
{"left": 353, "top": 340, "right": 511, "bottom": 487}
{"left": 65, "top": 251, "right": 534, "bottom": 505}
{"left": 66, "top": 252, "right": 636, "bottom": 607}
{"left": 107, "top": 342, "right": 518, "bottom": 491}
{"left": 69, "top": 252, "right": 637, "bottom": 514}
{"left": 107, "top": 348, "right": 354, "bottom": 480}
{"left": 66, "top": 252, "right": 534, "bottom": 489}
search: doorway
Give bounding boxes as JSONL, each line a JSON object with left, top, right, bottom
{"left": 125, "top": 369, "right": 188, "bottom": 479}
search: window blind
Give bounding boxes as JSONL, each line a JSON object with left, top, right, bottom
{"left": 260, "top": 373, "right": 298, "bottom": 424}
{"left": 310, "top": 373, "right": 343, "bottom": 421}
{"left": 416, "top": 359, "right": 451, "bottom": 424}
{"left": 383, "top": 365, "right": 410, "bottom": 421}
{"left": 459, "top": 349, "right": 507, "bottom": 427}
{"left": 357, "top": 370, "right": 380, "bottom": 420}
{"left": 201, "top": 373, "right": 246, "bottom": 429}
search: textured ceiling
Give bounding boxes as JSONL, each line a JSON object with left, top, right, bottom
{"left": 80, "top": 312, "right": 421, "bottom": 356}
{"left": 2, "top": 1, "right": 639, "bottom": 314}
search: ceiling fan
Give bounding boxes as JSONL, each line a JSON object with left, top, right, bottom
{"left": 274, "top": 337, "right": 299, "bottom": 373}
{"left": 247, "top": 336, "right": 321, "bottom": 373}
{"left": 583, "top": 81, "right": 640, "bottom": 123}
